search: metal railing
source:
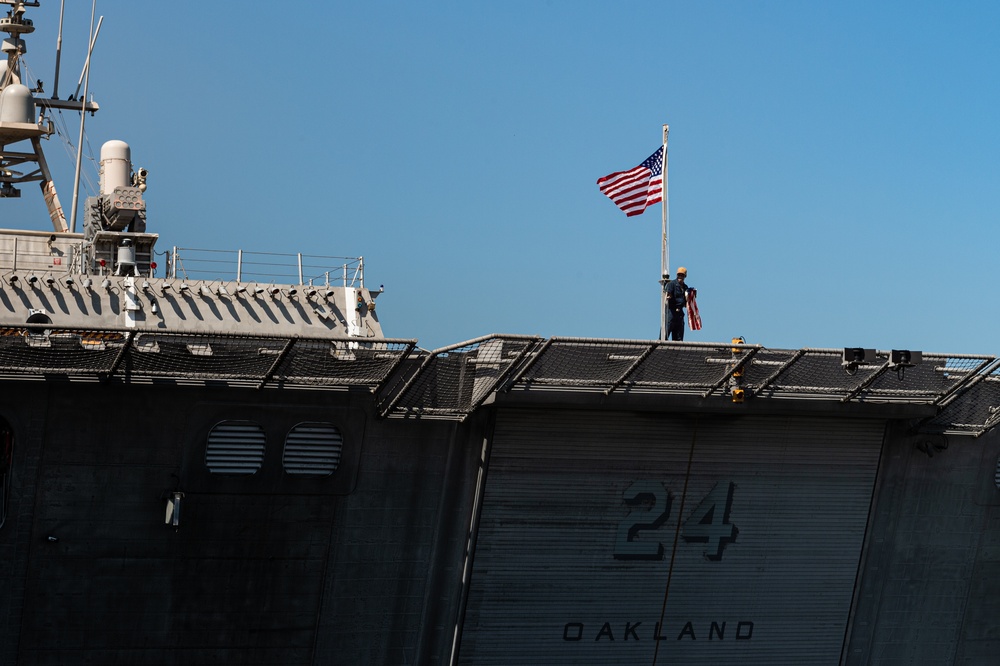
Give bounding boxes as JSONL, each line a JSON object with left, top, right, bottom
{"left": 0, "top": 326, "right": 415, "bottom": 390}
{"left": 1, "top": 324, "right": 997, "bottom": 436}
{"left": 376, "top": 336, "right": 1000, "bottom": 435}
{"left": 0, "top": 234, "right": 366, "bottom": 288}
{"left": 168, "top": 247, "right": 365, "bottom": 287}
{"left": 0, "top": 232, "right": 82, "bottom": 274}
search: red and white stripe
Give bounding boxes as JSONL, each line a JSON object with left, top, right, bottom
{"left": 596, "top": 146, "right": 664, "bottom": 217}
{"left": 687, "top": 289, "right": 702, "bottom": 331}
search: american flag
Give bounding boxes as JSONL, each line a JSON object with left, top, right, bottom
{"left": 687, "top": 288, "right": 702, "bottom": 331}
{"left": 596, "top": 145, "right": 664, "bottom": 217}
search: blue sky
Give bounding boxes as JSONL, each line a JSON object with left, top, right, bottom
{"left": 8, "top": 1, "right": 1000, "bottom": 353}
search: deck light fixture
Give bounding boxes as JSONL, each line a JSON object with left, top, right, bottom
{"left": 843, "top": 348, "right": 876, "bottom": 375}
{"left": 889, "top": 350, "right": 922, "bottom": 368}
{"left": 889, "top": 349, "right": 922, "bottom": 379}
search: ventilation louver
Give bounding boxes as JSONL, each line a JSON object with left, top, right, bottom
{"left": 283, "top": 423, "right": 343, "bottom": 477}
{"left": 206, "top": 421, "right": 266, "bottom": 475}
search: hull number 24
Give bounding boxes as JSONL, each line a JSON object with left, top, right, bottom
{"left": 614, "top": 481, "right": 738, "bottom": 561}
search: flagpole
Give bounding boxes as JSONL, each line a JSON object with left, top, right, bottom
{"left": 660, "top": 124, "right": 670, "bottom": 339}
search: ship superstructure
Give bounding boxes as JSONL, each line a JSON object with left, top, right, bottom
{"left": 0, "top": 1, "right": 384, "bottom": 341}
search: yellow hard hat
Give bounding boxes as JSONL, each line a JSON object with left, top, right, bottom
{"left": 676, "top": 266, "right": 687, "bottom": 275}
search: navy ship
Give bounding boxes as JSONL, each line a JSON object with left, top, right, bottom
{"left": 2, "top": 3, "right": 1000, "bottom": 664}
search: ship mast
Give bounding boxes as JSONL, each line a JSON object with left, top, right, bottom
{"left": 0, "top": 0, "right": 98, "bottom": 233}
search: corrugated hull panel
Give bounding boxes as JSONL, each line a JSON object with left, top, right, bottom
{"left": 0, "top": 382, "right": 481, "bottom": 666}
{"left": 458, "top": 409, "right": 886, "bottom": 665}
{"left": 846, "top": 426, "right": 1000, "bottom": 665}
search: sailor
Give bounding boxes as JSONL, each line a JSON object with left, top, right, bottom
{"left": 663, "top": 266, "right": 691, "bottom": 341}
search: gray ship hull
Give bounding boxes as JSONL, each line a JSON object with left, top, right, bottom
{"left": 2, "top": 335, "right": 999, "bottom": 665}
{"left": 1, "top": 378, "right": 480, "bottom": 664}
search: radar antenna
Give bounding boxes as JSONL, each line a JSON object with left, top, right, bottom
{"left": 68, "top": 3, "right": 101, "bottom": 233}
{"left": 0, "top": 0, "right": 100, "bottom": 233}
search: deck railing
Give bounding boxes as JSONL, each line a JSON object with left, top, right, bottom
{"left": 168, "top": 247, "right": 364, "bottom": 287}
{"left": 0, "top": 232, "right": 366, "bottom": 288}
